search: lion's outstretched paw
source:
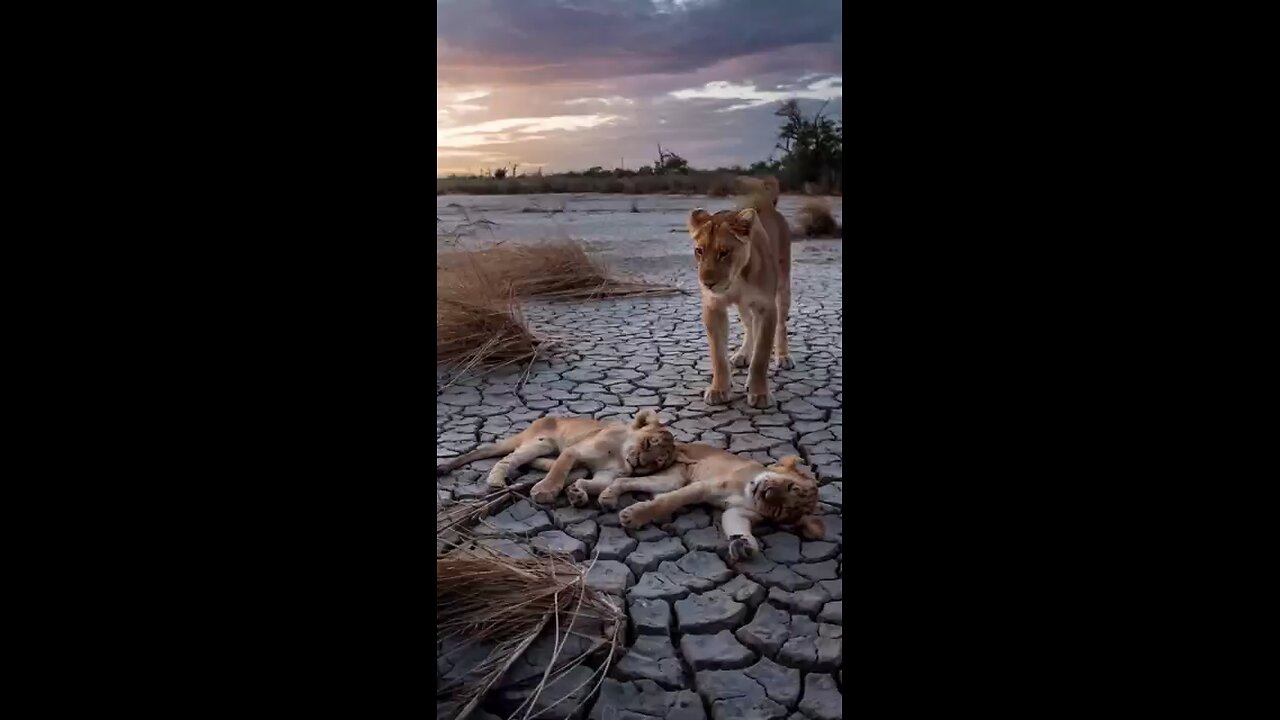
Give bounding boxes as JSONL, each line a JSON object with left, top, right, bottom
{"left": 566, "top": 482, "right": 590, "bottom": 508}
{"left": 597, "top": 488, "right": 621, "bottom": 510}
{"left": 529, "top": 479, "right": 559, "bottom": 505}
{"left": 728, "top": 535, "right": 758, "bottom": 563}
{"left": 619, "top": 504, "right": 647, "bottom": 529}
{"left": 704, "top": 387, "right": 732, "bottom": 405}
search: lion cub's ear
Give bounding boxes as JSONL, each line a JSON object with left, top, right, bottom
{"left": 796, "top": 515, "right": 826, "bottom": 540}
{"left": 727, "top": 208, "right": 755, "bottom": 239}
{"left": 631, "top": 409, "right": 661, "bottom": 429}
{"left": 688, "top": 208, "right": 712, "bottom": 234}
{"left": 769, "top": 455, "right": 810, "bottom": 479}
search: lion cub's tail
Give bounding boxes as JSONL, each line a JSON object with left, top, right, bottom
{"left": 737, "top": 175, "right": 780, "bottom": 211}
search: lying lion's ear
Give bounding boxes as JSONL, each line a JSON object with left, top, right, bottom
{"left": 688, "top": 208, "right": 711, "bottom": 234}
{"left": 778, "top": 455, "right": 801, "bottom": 470}
{"left": 632, "top": 409, "right": 660, "bottom": 429}
{"left": 797, "top": 515, "right": 826, "bottom": 540}
{"left": 727, "top": 208, "right": 755, "bottom": 239}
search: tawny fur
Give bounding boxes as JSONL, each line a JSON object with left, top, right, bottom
{"left": 547, "top": 442, "right": 824, "bottom": 562}
{"left": 687, "top": 176, "right": 794, "bottom": 409}
{"left": 435, "top": 409, "right": 676, "bottom": 505}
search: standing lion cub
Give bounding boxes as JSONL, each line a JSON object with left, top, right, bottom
{"left": 687, "top": 176, "right": 793, "bottom": 408}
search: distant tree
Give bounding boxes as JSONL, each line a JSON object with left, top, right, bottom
{"left": 654, "top": 143, "right": 689, "bottom": 175}
{"left": 774, "top": 99, "right": 841, "bottom": 191}
{"left": 493, "top": 167, "right": 508, "bottom": 179}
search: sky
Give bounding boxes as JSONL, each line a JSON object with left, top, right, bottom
{"left": 437, "top": 0, "right": 842, "bottom": 177}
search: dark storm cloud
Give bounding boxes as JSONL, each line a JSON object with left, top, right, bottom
{"left": 436, "top": 0, "right": 841, "bottom": 84}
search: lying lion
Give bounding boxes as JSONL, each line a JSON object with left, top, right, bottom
{"left": 435, "top": 409, "right": 677, "bottom": 505}
{"left": 529, "top": 442, "right": 825, "bottom": 562}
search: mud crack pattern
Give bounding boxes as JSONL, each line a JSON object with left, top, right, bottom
{"left": 437, "top": 245, "right": 842, "bottom": 720}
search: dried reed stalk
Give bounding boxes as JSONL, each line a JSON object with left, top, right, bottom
{"left": 437, "top": 538, "right": 622, "bottom": 720}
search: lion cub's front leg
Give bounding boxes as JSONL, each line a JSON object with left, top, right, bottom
{"left": 721, "top": 507, "right": 762, "bottom": 562}
{"left": 597, "top": 468, "right": 687, "bottom": 510}
{"left": 745, "top": 304, "right": 777, "bottom": 408}
{"left": 774, "top": 284, "right": 793, "bottom": 370}
{"left": 619, "top": 482, "right": 710, "bottom": 529}
{"left": 530, "top": 449, "right": 578, "bottom": 505}
{"left": 703, "top": 302, "right": 733, "bottom": 405}
{"left": 567, "top": 472, "right": 617, "bottom": 508}
{"left": 730, "top": 304, "right": 753, "bottom": 369}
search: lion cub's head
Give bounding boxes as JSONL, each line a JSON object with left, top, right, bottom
{"left": 751, "top": 456, "right": 825, "bottom": 539}
{"left": 687, "top": 207, "right": 756, "bottom": 295}
{"left": 622, "top": 409, "right": 677, "bottom": 475}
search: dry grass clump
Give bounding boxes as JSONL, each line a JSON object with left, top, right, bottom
{"left": 795, "top": 198, "right": 842, "bottom": 238}
{"left": 438, "top": 241, "right": 677, "bottom": 301}
{"left": 437, "top": 211, "right": 676, "bottom": 380}
{"left": 437, "top": 268, "right": 542, "bottom": 378}
{"left": 437, "top": 214, "right": 544, "bottom": 378}
{"left": 436, "top": 525, "right": 622, "bottom": 720}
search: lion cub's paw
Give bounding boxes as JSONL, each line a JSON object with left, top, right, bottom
{"left": 730, "top": 350, "right": 750, "bottom": 368}
{"left": 566, "top": 481, "right": 590, "bottom": 508}
{"left": 597, "top": 487, "right": 621, "bottom": 510}
{"left": 775, "top": 355, "right": 794, "bottom": 370}
{"left": 618, "top": 504, "right": 647, "bottom": 529}
{"left": 529, "top": 479, "right": 558, "bottom": 505}
{"left": 728, "top": 535, "right": 758, "bottom": 562}
{"left": 486, "top": 474, "right": 508, "bottom": 490}
{"left": 704, "top": 387, "right": 732, "bottom": 405}
{"left": 746, "top": 391, "right": 774, "bottom": 409}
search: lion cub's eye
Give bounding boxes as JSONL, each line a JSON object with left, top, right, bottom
{"left": 694, "top": 248, "right": 703, "bottom": 258}
{"left": 718, "top": 250, "right": 730, "bottom": 260}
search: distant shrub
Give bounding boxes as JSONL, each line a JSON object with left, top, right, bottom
{"left": 795, "top": 198, "right": 841, "bottom": 238}
{"left": 706, "top": 174, "right": 736, "bottom": 197}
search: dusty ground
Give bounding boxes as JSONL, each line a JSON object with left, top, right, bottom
{"left": 437, "top": 193, "right": 843, "bottom": 720}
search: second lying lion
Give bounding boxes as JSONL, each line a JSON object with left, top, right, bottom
{"left": 530, "top": 442, "right": 824, "bottom": 561}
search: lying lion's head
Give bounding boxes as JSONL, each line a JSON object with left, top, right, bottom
{"left": 622, "top": 409, "right": 677, "bottom": 475}
{"left": 750, "top": 455, "right": 824, "bottom": 538}
{"left": 687, "top": 208, "right": 755, "bottom": 295}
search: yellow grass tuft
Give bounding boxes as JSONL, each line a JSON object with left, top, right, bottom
{"left": 437, "top": 239, "right": 678, "bottom": 382}
{"left": 438, "top": 240, "right": 678, "bottom": 302}
{"left": 436, "top": 270, "right": 542, "bottom": 378}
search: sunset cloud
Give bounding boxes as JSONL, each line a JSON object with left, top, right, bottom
{"left": 671, "top": 76, "right": 843, "bottom": 112}
{"left": 436, "top": 0, "right": 842, "bottom": 175}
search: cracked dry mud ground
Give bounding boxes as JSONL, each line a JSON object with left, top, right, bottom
{"left": 437, "top": 234, "right": 842, "bottom": 720}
